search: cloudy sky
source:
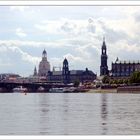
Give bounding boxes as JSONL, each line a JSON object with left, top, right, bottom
{"left": 0, "top": 6, "right": 140, "bottom": 76}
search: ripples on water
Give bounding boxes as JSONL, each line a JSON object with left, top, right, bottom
{"left": 0, "top": 93, "right": 140, "bottom": 135}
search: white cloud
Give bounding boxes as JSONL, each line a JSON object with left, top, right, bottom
{"left": 2, "top": 6, "right": 140, "bottom": 75}
{"left": 0, "top": 43, "right": 41, "bottom": 76}
{"left": 0, "top": 44, "right": 40, "bottom": 65}
{"left": 35, "top": 18, "right": 94, "bottom": 36}
{"left": 16, "top": 28, "right": 27, "bottom": 37}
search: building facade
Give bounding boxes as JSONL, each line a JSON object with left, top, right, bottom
{"left": 38, "top": 49, "right": 50, "bottom": 76}
{"left": 48, "top": 58, "right": 96, "bottom": 84}
{"left": 100, "top": 38, "right": 108, "bottom": 76}
{"left": 111, "top": 58, "right": 140, "bottom": 77}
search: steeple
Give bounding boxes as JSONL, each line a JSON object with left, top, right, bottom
{"left": 63, "top": 58, "right": 68, "bottom": 65}
{"left": 102, "top": 37, "right": 106, "bottom": 55}
{"left": 33, "top": 66, "right": 37, "bottom": 76}
{"left": 115, "top": 57, "right": 119, "bottom": 63}
{"left": 100, "top": 37, "right": 108, "bottom": 76}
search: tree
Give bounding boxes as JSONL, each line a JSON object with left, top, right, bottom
{"left": 118, "top": 79, "right": 123, "bottom": 84}
{"left": 74, "top": 80, "right": 80, "bottom": 87}
{"left": 102, "top": 75, "right": 110, "bottom": 84}
{"left": 123, "top": 79, "right": 129, "bottom": 84}
{"left": 130, "top": 71, "right": 140, "bottom": 84}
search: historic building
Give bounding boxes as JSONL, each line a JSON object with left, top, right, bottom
{"left": 100, "top": 38, "right": 108, "bottom": 76}
{"left": 111, "top": 58, "right": 140, "bottom": 77}
{"left": 38, "top": 49, "right": 50, "bottom": 76}
{"left": 48, "top": 58, "right": 96, "bottom": 84}
{"left": 99, "top": 37, "right": 140, "bottom": 78}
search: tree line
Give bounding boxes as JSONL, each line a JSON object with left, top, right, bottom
{"left": 102, "top": 71, "right": 140, "bottom": 84}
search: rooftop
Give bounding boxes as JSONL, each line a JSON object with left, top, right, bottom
{"left": 113, "top": 60, "right": 140, "bottom": 64}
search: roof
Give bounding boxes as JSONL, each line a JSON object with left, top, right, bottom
{"left": 70, "top": 70, "right": 83, "bottom": 75}
{"left": 49, "top": 69, "right": 96, "bottom": 76}
{"left": 52, "top": 71, "right": 62, "bottom": 75}
{"left": 114, "top": 60, "right": 140, "bottom": 64}
{"left": 0, "top": 73, "right": 21, "bottom": 77}
{"left": 83, "top": 70, "right": 96, "bottom": 75}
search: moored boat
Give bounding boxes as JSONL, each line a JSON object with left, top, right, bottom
{"left": 63, "top": 87, "right": 77, "bottom": 93}
{"left": 49, "top": 88, "right": 64, "bottom": 93}
{"left": 13, "top": 86, "right": 27, "bottom": 93}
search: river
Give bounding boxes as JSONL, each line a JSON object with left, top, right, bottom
{"left": 0, "top": 93, "right": 140, "bottom": 135}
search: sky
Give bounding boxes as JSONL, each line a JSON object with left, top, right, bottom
{"left": 0, "top": 6, "right": 140, "bottom": 76}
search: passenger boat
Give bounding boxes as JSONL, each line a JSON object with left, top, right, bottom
{"left": 63, "top": 87, "right": 77, "bottom": 93}
{"left": 49, "top": 88, "right": 64, "bottom": 93}
{"left": 13, "top": 86, "right": 27, "bottom": 93}
{"left": 38, "top": 86, "right": 45, "bottom": 92}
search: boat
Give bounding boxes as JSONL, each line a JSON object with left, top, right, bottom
{"left": 74, "top": 87, "right": 89, "bottom": 92}
{"left": 49, "top": 88, "right": 64, "bottom": 93}
{"left": 63, "top": 87, "right": 77, "bottom": 93}
{"left": 37, "top": 86, "right": 45, "bottom": 92}
{"left": 13, "top": 86, "right": 27, "bottom": 93}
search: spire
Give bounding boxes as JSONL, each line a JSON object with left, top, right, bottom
{"left": 103, "top": 36, "right": 105, "bottom": 42}
{"left": 115, "top": 57, "right": 119, "bottom": 63}
{"left": 102, "top": 36, "right": 106, "bottom": 48}
{"left": 34, "top": 66, "right": 37, "bottom": 76}
{"left": 43, "top": 49, "right": 46, "bottom": 55}
{"left": 63, "top": 58, "right": 68, "bottom": 64}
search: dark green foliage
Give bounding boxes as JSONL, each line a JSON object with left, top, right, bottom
{"left": 130, "top": 71, "right": 140, "bottom": 84}
{"left": 74, "top": 80, "right": 80, "bottom": 87}
{"left": 102, "top": 75, "right": 110, "bottom": 84}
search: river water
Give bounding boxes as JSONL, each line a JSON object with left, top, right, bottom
{"left": 0, "top": 93, "right": 140, "bottom": 135}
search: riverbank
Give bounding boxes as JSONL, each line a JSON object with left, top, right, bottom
{"left": 88, "top": 88, "right": 117, "bottom": 93}
{"left": 88, "top": 86, "right": 140, "bottom": 93}
{"left": 117, "top": 86, "right": 140, "bottom": 93}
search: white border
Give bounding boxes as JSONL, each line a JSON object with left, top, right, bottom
{"left": 0, "top": 1, "right": 140, "bottom": 139}
{"left": 1, "top": 135, "right": 140, "bottom": 139}
{"left": 0, "top": 1, "right": 140, "bottom": 5}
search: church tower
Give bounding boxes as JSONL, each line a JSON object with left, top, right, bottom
{"left": 62, "top": 58, "right": 70, "bottom": 84}
{"left": 38, "top": 49, "right": 50, "bottom": 76}
{"left": 100, "top": 37, "right": 108, "bottom": 76}
{"left": 33, "top": 66, "right": 38, "bottom": 76}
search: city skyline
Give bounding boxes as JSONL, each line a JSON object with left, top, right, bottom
{"left": 0, "top": 6, "right": 140, "bottom": 76}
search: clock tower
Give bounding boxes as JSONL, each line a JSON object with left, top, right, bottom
{"left": 100, "top": 37, "right": 108, "bottom": 76}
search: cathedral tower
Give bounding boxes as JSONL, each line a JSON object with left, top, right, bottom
{"left": 62, "top": 58, "right": 70, "bottom": 84}
{"left": 100, "top": 37, "right": 108, "bottom": 76}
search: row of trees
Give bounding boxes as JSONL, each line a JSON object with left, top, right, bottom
{"left": 102, "top": 71, "right": 140, "bottom": 84}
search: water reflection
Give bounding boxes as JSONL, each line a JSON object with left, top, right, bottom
{"left": 62, "top": 94, "right": 69, "bottom": 135}
{"left": 38, "top": 94, "right": 70, "bottom": 135}
{"left": 101, "top": 94, "right": 108, "bottom": 135}
{"left": 39, "top": 94, "right": 50, "bottom": 135}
